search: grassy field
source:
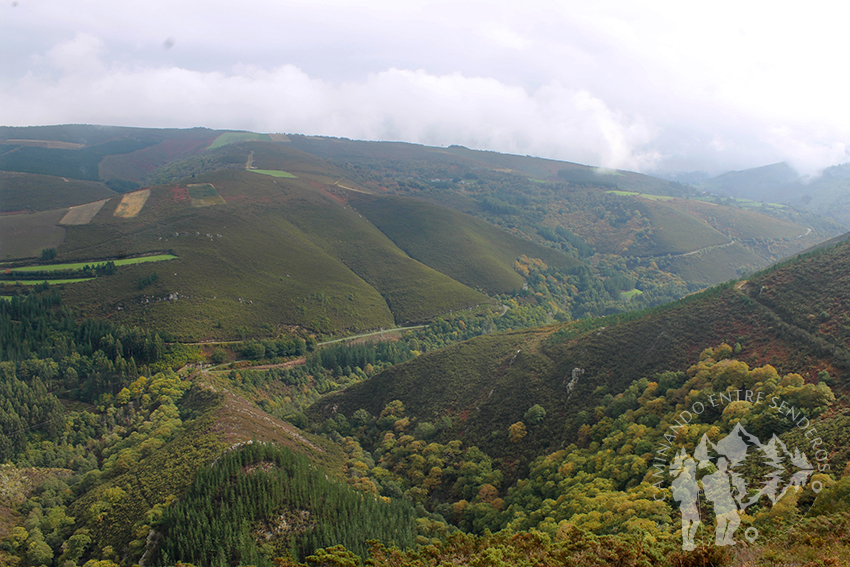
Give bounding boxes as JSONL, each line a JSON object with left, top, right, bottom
{"left": 250, "top": 169, "right": 297, "bottom": 178}
{"left": 113, "top": 189, "right": 151, "bottom": 218}
{"left": 620, "top": 288, "right": 643, "bottom": 300}
{"left": 606, "top": 190, "right": 674, "bottom": 201}
{"left": 8, "top": 254, "right": 177, "bottom": 272}
{"left": 188, "top": 184, "right": 226, "bottom": 207}
{"left": 208, "top": 131, "right": 272, "bottom": 149}
{"left": 3, "top": 278, "right": 95, "bottom": 285}
{"left": 59, "top": 199, "right": 109, "bottom": 225}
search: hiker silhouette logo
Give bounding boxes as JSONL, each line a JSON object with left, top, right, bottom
{"left": 652, "top": 392, "right": 830, "bottom": 551}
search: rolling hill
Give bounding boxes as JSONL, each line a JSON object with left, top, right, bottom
{"left": 0, "top": 124, "right": 843, "bottom": 336}
{"left": 700, "top": 161, "right": 850, "bottom": 227}
{"left": 1, "top": 124, "right": 850, "bottom": 567}
{"left": 48, "top": 168, "right": 500, "bottom": 338}
{"left": 308, "top": 237, "right": 850, "bottom": 466}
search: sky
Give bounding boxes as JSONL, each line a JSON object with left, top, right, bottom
{"left": 2, "top": 0, "right": 850, "bottom": 176}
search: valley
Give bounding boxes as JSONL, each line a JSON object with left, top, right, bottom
{"left": 0, "top": 125, "right": 849, "bottom": 567}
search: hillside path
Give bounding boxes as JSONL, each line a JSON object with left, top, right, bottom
{"left": 317, "top": 325, "right": 425, "bottom": 345}
{"left": 675, "top": 239, "right": 735, "bottom": 258}
{"left": 177, "top": 324, "right": 425, "bottom": 348}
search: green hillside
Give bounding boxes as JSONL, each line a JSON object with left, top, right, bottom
{"left": 348, "top": 193, "right": 582, "bottom": 294}
{"left": 309, "top": 239, "right": 850, "bottom": 463}
{"left": 45, "top": 169, "right": 489, "bottom": 338}
{"left": 700, "top": 161, "right": 850, "bottom": 227}
{"left": 287, "top": 134, "right": 836, "bottom": 286}
{"left": 2, "top": 205, "right": 850, "bottom": 567}
{"left": 702, "top": 162, "right": 800, "bottom": 199}
{"left": 747, "top": 237, "right": 850, "bottom": 352}
{"left": 0, "top": 172, "right": 116, "bottom": 212}
{"left": 293, "top": 238, "right": 850, "bottom": 562}
{"left": 622, "top": 199, "right": 730, "bottom": 256}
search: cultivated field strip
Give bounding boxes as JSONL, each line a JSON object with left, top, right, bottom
{"left": 59, "top": 199, "right": 109, "bottom": 225}
{"left": 113, "top": 189, "right": 151, "bottom": 218}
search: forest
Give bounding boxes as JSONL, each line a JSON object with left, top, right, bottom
{"left": 2, "top": 278, "right": 850, "bottom": 567}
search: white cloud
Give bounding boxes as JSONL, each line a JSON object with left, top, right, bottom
{"left": 45, "top": 33, "right": 106, "bottom": 75}
{"left": 0, "top": 53, "right": 661, "bottom": 171}
{"left": 3, "top": 2, "right": 850, "bottom": 175}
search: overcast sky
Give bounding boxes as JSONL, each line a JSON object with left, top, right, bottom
{"left": 3, "top": 0, "right": 849, "bottom": 176}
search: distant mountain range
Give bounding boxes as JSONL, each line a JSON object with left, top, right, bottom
{"left": 1, "top": 125, "right": 844, "bottom": 340}
{"left": 656, "top": 161, "right": 850, "bottom": 227}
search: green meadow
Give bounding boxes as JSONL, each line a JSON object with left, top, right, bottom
{"left": 620, "top": 288, "right": 643, "bottom": 300}
{"left": 208, "top": 131, "right": 272, "bottom": 149}
{"left": 606, "top": 189, "right": 674, "bottom": 201}
{"left": 250, "top": 169, "right": 298, "bottom": 178}
{"left": 2, "top": 278, "right": 95, "bottom": 285}
{"left": 7, "top": 254, "right": 177, "bottom": 272}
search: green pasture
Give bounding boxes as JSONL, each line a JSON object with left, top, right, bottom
{"left": 620, "top": 289, "right": 643, "bottom": 300}
{"left": 2, "top": 278, "right": 95, "bottom": 285}
{"left": 188, "top": 184, "right": 225, "bottom": 206}
{"left": 606, "top": 190, "right": 674, "bottom": 201}
{"left": 8, "top": 254, "right": 177, "bottom": 272}
{"left": 250, "top": 169, "right": 298, "bottom": 178}
{"left": 208, "top": 132, "right": 272, "bottom": 149}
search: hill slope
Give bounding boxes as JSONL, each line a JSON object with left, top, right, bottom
{"left": 309, "top": 238, "right": 850, "bottom": 464}
{"left": 348, "top": 192, "right": 582, "bottom": 294}
{"left": 50, "top": 168, "right": 491, "bottom": 338}
{"left": 701, "top": 161, "right": 850, "bottom": 227}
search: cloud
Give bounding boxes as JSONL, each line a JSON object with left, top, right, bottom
{"left": 764, "top": 126, "right": 850, "bottom": 177}
{"left": 4, "top": 3, "right": 850, "bottom": 177}
{"left": 0, "top": 46, "right": 661, "bottom": 171}
{"left": 43, "top": 33, "right": 106, "bottom": 75}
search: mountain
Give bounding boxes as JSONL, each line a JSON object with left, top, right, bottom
{"left": 2, "top": 127, "right": 841, "bottom": 320}
{"left": 308, "top": 237, "right": 850, "bottom": 465}
{"left": 2, "top": 124, "right": 850, "bottom": 565}
{"left": 699, "top": 161, "right": 850, "bottom": 228}
{"left": 701, "top": 162, "right": 802, "bottom": 200}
